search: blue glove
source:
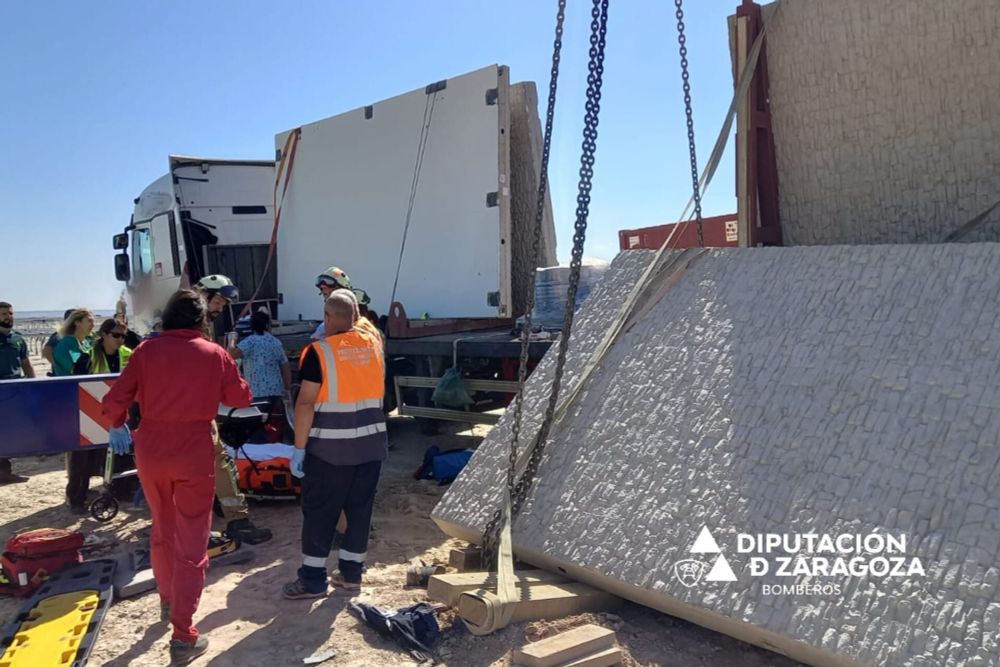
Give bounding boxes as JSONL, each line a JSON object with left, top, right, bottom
{"left": 290, "top": 448, "right": 306, "bottom": 478}
{"left": 108, "top": 425, "right": 132, "bottom": 455}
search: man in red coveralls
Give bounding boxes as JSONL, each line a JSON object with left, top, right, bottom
{"left": 102, "top": 290, "right": 251, "bottom": 666}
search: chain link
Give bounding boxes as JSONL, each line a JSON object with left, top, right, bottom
{"left": 482, "top": 0, "right": 610, "bottom": 569}
{"left": 674, "top": 0, "right": 704, "bottom": 247}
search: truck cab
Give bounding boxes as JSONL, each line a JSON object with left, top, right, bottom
{"left": 113, "top": 156, "right": 276, "bottom": 334}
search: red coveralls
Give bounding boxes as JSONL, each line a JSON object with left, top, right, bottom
{"left": 102, "top": 329, "right": 250, "bottom": 643}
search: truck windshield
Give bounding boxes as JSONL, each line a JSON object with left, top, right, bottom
{"left": 132, "top": 228, "right": 153, "bottom": 281}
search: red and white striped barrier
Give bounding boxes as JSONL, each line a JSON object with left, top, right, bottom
{"left": 78, "top": 380, "right": 114, "bottom": 446}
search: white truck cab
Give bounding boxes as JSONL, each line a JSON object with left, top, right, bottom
{"left": 114, "top": 156, "right": 275, "bottom": 334}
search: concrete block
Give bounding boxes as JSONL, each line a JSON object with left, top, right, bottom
{"left": 762, "top": 0, "right": 1000, "bottom": 246}
{"left": 433, "top": 246, "right": 1000, "bottom": 667}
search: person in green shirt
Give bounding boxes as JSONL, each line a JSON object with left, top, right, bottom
{"left": 0, "top": 301, "right": 34, "bottom": 485}
{"left": 52, "top": 309, "right": 95, "bottom": 377}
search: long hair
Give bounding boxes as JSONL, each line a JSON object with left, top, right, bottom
{"left": 161, "top": 290, "right": 207, "bottom": 331}
{"left": 89, "top": 319, "right": 121, "bottom": 373}
{"left": 60, "top": 309, "right": 94, "bottom": 337}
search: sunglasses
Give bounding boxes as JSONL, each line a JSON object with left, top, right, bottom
{"left": 108, "top": 332, "right": 125, "bottom": 340}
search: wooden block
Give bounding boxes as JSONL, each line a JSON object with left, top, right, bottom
{"left": 428, "top": 569, "right": 568, "bottom": 607}
{"left": 560, "top": 646, "right": 622, "bottom": 667}
{"left": 448, "top": 546, "right": 482, "bottom": 571}
{"left": 458, "top": 583, "right": 622, "bottom": 628}
{"left": 513, "top": 624, "right": 615, "bottom": 667}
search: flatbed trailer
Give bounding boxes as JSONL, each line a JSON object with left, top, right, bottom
{"left": 386, "top": 328, "right": 555, "bottom": 430}
{"left": 274, "top": 324, "right": 554, "bottom": 431}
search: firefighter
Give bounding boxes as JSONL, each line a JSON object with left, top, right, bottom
{"left": 193, "top": 274, "right": 272, "bottom": 545}
{"left": 311, "top": 266, "right": 382, "bottom": 342}
{"left": 283, "top": 290, "right": 387, "bottom": 598}
{"left": 101, "top": 289, "right": 252, "bottom": 665}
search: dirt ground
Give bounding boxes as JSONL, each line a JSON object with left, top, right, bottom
{"left": 0, "top": 417, "right": 804, "bottom": 667}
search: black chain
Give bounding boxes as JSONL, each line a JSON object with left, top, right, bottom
{"left": 481, "top": 0, "right": 567, "bottom": 570}
{"left": 482, "top": 0, "right": 610, "bottom": 569}
{"left": 674, "top": 0, "right": 704, "bottom": 246}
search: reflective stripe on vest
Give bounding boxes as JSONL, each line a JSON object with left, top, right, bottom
{"left": 308, "top": 333, "right": 385, "bottom": 449}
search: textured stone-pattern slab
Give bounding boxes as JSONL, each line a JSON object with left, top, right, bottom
{"left": 433, "top": 246, "right": 1000, "bottom": 667}
{"left": 763, "top": 0, "right": 1000, "bottom": 245}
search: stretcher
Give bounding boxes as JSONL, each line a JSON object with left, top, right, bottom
{"left": 217, "top": 402, "right": 300, "bottom": 500}
{"left": 0, "top": 559, "right": 116, "bottom": 667}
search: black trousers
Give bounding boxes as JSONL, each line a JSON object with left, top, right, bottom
{"left": 65, "top": 449, "right": 106, "bottom": 506}
{"left": 0, "top": 458, "right": 10, "bottom": 475}
{"left": 299, "top": 455, "right": 381, "bottom": 585}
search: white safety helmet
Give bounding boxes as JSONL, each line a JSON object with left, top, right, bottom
{"left": 315, "top": 266, "right": 351, "bottom": 290}
{"left": 195, "top": 274, "right": 240, "bottom": 302}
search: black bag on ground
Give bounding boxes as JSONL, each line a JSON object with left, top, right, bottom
{"left": 349, "top": 601, "right": 440, "bottom": 661}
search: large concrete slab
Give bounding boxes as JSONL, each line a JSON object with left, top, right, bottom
{"left": 433, "top": 245, "right": 1000, "bottom": 667}
{"left": 763, "top": 0, "right": 1000, "bottom": 245}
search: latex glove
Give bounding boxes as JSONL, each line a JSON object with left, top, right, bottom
{"left": 109, "top": 425, "right": 132, "bottom": 455}
{"left": 290, "top": 448, "right": 306, "bottom": 478}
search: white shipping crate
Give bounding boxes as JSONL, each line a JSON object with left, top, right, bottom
{"left": 276, "top": 64, "right": 513, "bottom": 322}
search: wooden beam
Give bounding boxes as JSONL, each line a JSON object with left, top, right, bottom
{"left": 428, "top": 569, "right": 568, "bottom": 607}
{"left": 734, "top": 15, "right": 752, "bottom": 247}
{"left": 560, "top": 647, "right": 623, "bottom": 667}
{"left": 513, "top": 624, "right": 615, "bottom": 667}
{"left": 458, "top": 583, "right": 622, "bottom": 627}
{"left": 449, "top": 545, "right": 483, "bottom": 571}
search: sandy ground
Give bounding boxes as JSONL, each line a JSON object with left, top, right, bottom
{"left": 0, "top": 413, "right": 804, "bottom": 667}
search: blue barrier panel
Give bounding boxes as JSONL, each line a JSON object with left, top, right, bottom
{"left": 0, "top": 374, "right": 119, "bottom": 458}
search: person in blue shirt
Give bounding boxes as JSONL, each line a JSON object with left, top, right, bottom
{"left": 229, "top": 310, "right": 291, "bottom": 403}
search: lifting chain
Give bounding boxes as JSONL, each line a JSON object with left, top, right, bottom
{"left": 482, "top": 0, "right": 610, "bottom": 570}
{"left": 674, "top": 0, "right": 705, "bottom": 247}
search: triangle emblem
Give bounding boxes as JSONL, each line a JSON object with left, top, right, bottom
{"left": 690, "top": 526, "right": 721, "bottom": 554}
{"left": 704, "top": 554, "right": 738, "bottom": 582}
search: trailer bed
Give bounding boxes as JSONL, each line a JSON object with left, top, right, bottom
{"left": 385, "top": 328, "right": 553, "bottom": 359}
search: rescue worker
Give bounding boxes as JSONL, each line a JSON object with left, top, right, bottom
{"left": 65, "top": 319, "right": 134, "bottom": 513}
{"left": 311, "top": 266, "right": 382, "bottom": 342}
{"left": 0, "top": 301, "right": 34, "bottom": 485}
{"left": 283, "top": 291, "right": 387, "bottom": 598}
{"left": 103, "top": 290, "right": 251, "bottom": 665}
{"left": 193, "top": 275, "right": 272, "bottom": 545}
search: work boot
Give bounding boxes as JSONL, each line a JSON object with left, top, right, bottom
{"left": 169, "top": 636, "right": 208, "bottom": 665}
{"left": 225, "top": 518, "right": 272, "bottom": 545}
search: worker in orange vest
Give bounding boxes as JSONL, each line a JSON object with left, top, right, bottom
{"left": 283, "top": 290, "right": 387, "bottom": 598}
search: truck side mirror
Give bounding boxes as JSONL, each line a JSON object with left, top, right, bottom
{"left": 114, "top": 253, "right": 131, "bottom": 282}
{"left": 113, "top": 233, "right": 129, "bottom": 250}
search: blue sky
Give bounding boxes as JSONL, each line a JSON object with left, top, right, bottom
{"left": 0, "top": 1, "right": 739, "bottom": 312}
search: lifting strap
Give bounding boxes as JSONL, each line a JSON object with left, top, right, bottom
{"left": 459, "top": 1, "right": 781, "bottom": 636}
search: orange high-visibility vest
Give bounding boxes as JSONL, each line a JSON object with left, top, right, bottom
{"left": 305, "top": 328, "right": 387, "bottom": 465}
